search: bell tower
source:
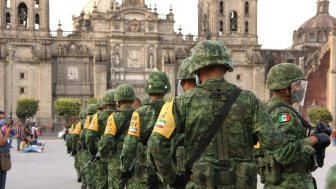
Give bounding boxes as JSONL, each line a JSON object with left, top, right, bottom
{"left": 1, "top": 0, "right": 49, "bottom": 32}
{"left": 198, "top": 0, "right": 267, "bottom": 101}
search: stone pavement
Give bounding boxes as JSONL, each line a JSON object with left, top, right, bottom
{"left": 5, "top": 136, "right": 336, "bottom": 189}
{"left": 6, "top": 137, "right": 81, "bottom": 189}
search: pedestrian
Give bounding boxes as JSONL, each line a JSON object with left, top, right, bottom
{"left": 31, "top": 122, "right": 38, "bottom": 145}
{"left": 261, "top": 63, "right": 331, "bottom": 188}
{"left": 61, "top": 126, "right": 68, "bottom": 141}
{"left": 120, "top": 71, "right": 171, "bottom": 188}
{"left": 0, "top": 111, "right": 12, "bottom": 189}
{"left": 325, "top": 164, "right": 336, "bottom": 189}
{"left": 15, "top": 121, "right": 24, "bottom": 151}
{"left": 21, "top": 138, "right": 44, "bottom": 153}
{"left": 148, "top": 40, "right": 284, "bottom": 188}
{"left": 86, "top": 89, "right": 117, "bottom": 189}
{"left": 99, "top": 84, "right": 136, "bottom": 189}
{"left": 331, "top": 129, "right": 336, "bottom": 146}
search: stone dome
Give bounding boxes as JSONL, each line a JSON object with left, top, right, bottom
{"left": 299, "top": 14, "right": 336, "bottom": 30}
{"left": 82, "top": 0, "right": 119, "bottom": 14}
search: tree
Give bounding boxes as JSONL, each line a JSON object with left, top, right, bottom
{"left": 307, "top": 106, "right": 333, "bottom": 125}
{"left": 54, "top": 98, "right": 81, "bottom": 128}
{"left": 54, "top": 98, "right": 81, "bottom": 117}
{"left": 16, "top": 97, "right": 39, "bottom": 120}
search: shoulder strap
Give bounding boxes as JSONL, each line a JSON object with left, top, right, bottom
{"left": 185, "top": 87, "right": 242, "bottom": 171}
{"left": 115, "top": 111, "right": 134, "bottom": 140}
{"left": 267, "top": 102, "right": 312, "bottom": 135}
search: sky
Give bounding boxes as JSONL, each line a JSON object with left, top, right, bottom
{"left": 49, "top": 0, "right": 336, "bottom": 49}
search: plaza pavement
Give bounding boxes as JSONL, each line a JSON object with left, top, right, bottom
{"left": 5, "top": 136, "right": 336, "bottom": 189}
{"left": 6, "top": 137, "right": 81, "bottom": 189}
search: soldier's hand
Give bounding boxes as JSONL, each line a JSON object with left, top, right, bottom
{"left": 314, "top": 133, "right": 331, "bottom": 147}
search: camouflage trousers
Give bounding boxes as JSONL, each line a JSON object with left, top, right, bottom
{"left": 80, "top": 150, "right": 97, "bottom": 188}
{"left": 107, "top": 160, "right": 121, "bottom": 189}
{"left": 78, "top": 150, "right": 88, "bottom": 186}
{"left": 264, "top": 173, "right": 315, "bottom": 189}
{"left": 74, "top": 154, "right": 81, "bottom": 180}
{"left": 95, "top": 160, "right": 108, "bottom": 189}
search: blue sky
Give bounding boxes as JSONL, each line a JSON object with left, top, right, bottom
{"left": 49, "top": 0, "right": 336, "bottom": 49}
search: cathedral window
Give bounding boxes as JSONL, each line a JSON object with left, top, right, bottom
{"left": 219, "top": 21, "right": 223, "bottom": 34}
{"left": 20, "top": 87, "right": 26, "bottom": 94}
{"left": 67, "top": 66, "right": 79, "bottom": 80}
{"left": 230, "top": 11, "right": 238, "bottom": 32}
{"left": 34, "top": 0, "right": 39, "bottom": 9}
{"left": 6, "top": 13, "right": 10, "bottom": 28}
{"left": 245, "top": 21, "right": 249, "bottom": 34}
{"left": 236, "top": 74, "right": 241, "bottom": 81}
{"left": 219, "top": 1, "right": 224, "bottom": 16}
{"left": 35, "top": 14, "right": 40, "bottom": 29}
{"left": 6, "top": 0, "right": 10, "bottom": 8}
{"left": 244, "top": 2, "right": 249, "bottom": 16}
{"left": 20, "top": 72, "right": 26, "bottom": 79}
{"left": 18, "top": 3, "right": 28, "bottom": 27}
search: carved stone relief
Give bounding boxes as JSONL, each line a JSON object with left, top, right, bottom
{"left": 127, "top": 49, "right": 142, "bottom": 68}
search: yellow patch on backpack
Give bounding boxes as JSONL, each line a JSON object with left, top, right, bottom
{"left": 72, "top": 122, "right": 82, "bottom": 135}
{"left": 88, "top": 113, "right": 99, "bottom": 131}
{"left": 127, "top": 112, "right": 141, "bottom": 137}
{"left": 153, "top": 99, "right": 176, "bottom": 139}
{"left": 104, "top": 113, "right": 117, "bottom": 136}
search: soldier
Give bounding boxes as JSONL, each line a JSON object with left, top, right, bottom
{"left": 70, "top": 110, "right": 87, "bottom": 183}
{"left": 86, "top": 90, "right": 117, "bottom": 189}
{"left": 98, "top": 84, "right": 136, "bottom": 189}
{"left": 177, "top": 57, "right": 197, "bottom": 94}
{"left": 326, "top": 164, "right": 336, "bottom": 189}
{"left": 261, "top": 63, "right": 331, "bottom": 188}
{"left": 65, "top": 119, "right": 80, "bottom": 182}
{"left": 148, "top": 40, "right": 284, "bottom": 188}
{"left": 78, "top": 104, "right": 97, "bottom": 189}
{"left": 120, "top": 71, "right": 171, "bottom": 189}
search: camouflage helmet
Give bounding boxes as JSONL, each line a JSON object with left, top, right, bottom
{"left": 145, "top": 71, "right": 171, "bottom": 94}
{"left": 189, "top": 40, "right": 233, "bottom": 74}
{"left": 177, "top": 57, "right": 196, "bottom": 80}
{"left": 86, "top": 104, "right": 97, "bottom": 115}
{"left": 114, "top": 84, "right": 135, "bottom": 102}
{"left": 79, "top": 110, "right": 87, "bottom": 119}
{"left": 103, "top": 89, "right": 116, "bottom": 104}
{"left": 326, "top": 164, "right": 336, "bottom": 189}
{"left": 266, "top": 63, "right": 306, "bottom": 90}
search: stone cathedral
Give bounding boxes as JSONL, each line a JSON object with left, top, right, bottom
{"left": 1, "top": 0, "right": 336, "bottom": 127}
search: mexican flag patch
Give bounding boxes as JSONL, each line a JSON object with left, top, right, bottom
{"left": 278, "top": 113, "right": 291, "bottom": 123}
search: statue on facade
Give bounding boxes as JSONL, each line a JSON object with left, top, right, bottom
{"left": 19, "top": 8, "right": 27, "bottom": 24}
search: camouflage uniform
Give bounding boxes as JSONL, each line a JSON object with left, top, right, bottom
{"left": 148, "top": 40, "right": 284, "bottom": 188}
{"left": 262, "top": 63, "right": 326, "bottom": 189}
{"left": 66, "top": 121, "right": 80, "bottom": 182}
{"left": 78, "top": 104, "right": 97, "bottom": 189}
{"left": 177, "top": 57, "right": 196, "bottom": 95}
{"left": 120, "top": 71, "right": 171, "bottom": 188}
{"left": 70, "top": 110, "right": 87, "bottom": 183}
{"left": 98, "top": 84, "right": 136, "bottom": 189}
{"left": 326, "top": 164, "right": 336, "bottom": 189}
{"left": 86, "top": 90, "right": 117, "bottom": 189}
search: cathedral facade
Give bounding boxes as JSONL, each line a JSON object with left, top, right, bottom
{"left": 1, "top": 0, "right": 336, "bottom": 126}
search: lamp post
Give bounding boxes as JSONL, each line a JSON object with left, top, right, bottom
{"left": 9, "top": 47, "right": 16, "bottom": 120}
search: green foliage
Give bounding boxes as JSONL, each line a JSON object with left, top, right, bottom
{"left": 88, "top": 97, "right": 98, "bottom": 105}
{"left": 54, "top": 98, "right": 81, "bottom": 116}
{"left": 16, "top": 97, "right": 39, "bottom": 119}
{"left": 307, "top": 106, "right": 333, "bottom": 125}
